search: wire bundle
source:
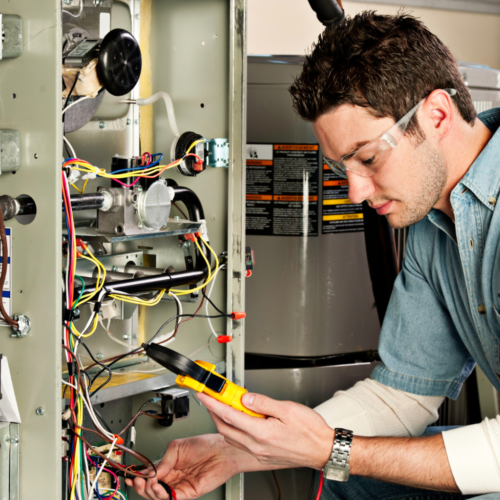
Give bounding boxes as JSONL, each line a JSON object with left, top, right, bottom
{"left": 64, "top": 139, "right": 204, "bottom": 193}
{"left": 61, "top": 161, "right": 233, "bottom": 499}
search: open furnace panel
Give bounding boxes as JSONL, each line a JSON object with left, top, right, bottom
{"left": 0, "top": 1, "right": 246, "bottom": 499}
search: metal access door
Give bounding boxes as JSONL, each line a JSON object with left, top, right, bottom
{"left": 0, "top": 1, "right": 247, "bottom": 499}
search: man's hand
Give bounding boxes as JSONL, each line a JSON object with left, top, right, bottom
{"left": 125, "top": 433, "right": 267, "bottom": 500}
{"left": 197, "top": 392, "right": 334, "bottom": 470}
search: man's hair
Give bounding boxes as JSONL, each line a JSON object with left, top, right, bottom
{"left": 289, "top": 11, "right": 476, "bottom": 135}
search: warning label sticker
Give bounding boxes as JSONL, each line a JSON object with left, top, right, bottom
{"left": 0, "top": 228, "right": 12, "bottom": 325}
{"left": 322, "top": 164, "right": 364, "bottom": 234}
{"left": 246, "top": 144, "right": 319, "bottom": 237}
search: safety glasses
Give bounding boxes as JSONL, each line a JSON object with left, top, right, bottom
{"left": 324, "top": 88, "right": 457, "bottom": 179}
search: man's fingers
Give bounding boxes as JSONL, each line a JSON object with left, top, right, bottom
{"left": 241, "top": 393, "right": 287, "bottom": 419}
{"left": 133, "top": 477, "right": 154, "bottom": 500}
{"left": 145, "top": 478, "right": 171, "bottom": 500}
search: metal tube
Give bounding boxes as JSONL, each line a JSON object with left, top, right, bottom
{"left": 63, "top": 193, "right": 106, "bottom": 211}
{"left": 81, "top": 268, "right": 205, "bottom": 295}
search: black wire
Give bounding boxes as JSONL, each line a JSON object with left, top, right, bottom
{"left": 201, "top": 287, "right": 229, "bottom": 317}
{"left": 68, "top": 330, "right": 113, "bottom": 395}
{"left": 94, "top": 409, "right": 113, "bottom": 434}
{"left": 64, "top": 70, "right": 81, "bottom": 110}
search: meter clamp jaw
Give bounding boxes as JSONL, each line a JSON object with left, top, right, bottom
{"left": 144, "top": 343, "right": 265, "bottom": 418}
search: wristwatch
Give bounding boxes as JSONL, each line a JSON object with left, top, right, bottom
{"left": 322, "top": 428, "right": 353, "bottom": 482}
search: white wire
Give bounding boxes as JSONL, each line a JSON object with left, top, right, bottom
{"left": 205, "top": 264, "right": 226, "bottom": 339}
{"left": 62, "top": 95, "right": 90, "bottom": 115}
{"left": 62, "top": 0, "right": 84, "bottom": 18}
{"left": 83, "top": 443, "right": 91, "bottom": 497}
{"left": 63, "top": 136, "right": 76, "bottom": 159}
{"left": 90, "top": 438, "right": 117, "bottom": 498}
{"left": 62, "top": 379, "right": 78, "bottom": 390}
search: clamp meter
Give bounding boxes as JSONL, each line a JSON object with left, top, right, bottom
{"left": 144, "top": 343, "right": 264, "bottom": 418}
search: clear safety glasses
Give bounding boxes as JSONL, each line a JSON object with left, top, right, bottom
{"left": 324, "top": 88, "right": 457, "bottom": 179}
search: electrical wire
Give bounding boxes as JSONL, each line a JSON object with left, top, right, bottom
{"left": 0, "top": 205, "right": 17, "bottom": 328}
{"left": 315, "top": 471, "right": 323, "bottom": 500}
{"left": 205, "top": 264, "right": 227, "bottom": 338}
{"left": 272, "top": 471, "right": 282, "bottom": 500}
{"left": 62, "top": 95, "right": 91, "bottom": 115}
{"left": 62, "top": 0, "right": 84, "bottom": 18}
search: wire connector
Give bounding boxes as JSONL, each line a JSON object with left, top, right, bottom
{"left": 217, "top": 335, "right": 232, "bottom": 344}
{"left": 66, "top": 167, "right": 80, "bottom": 185}
{"left": 231, "top": 312, "right": 246, "bottom": 320}
{"left": 62, "top": 408, "right": 72, "bottom": 421}
{"left": 183, "top": 233, "right": 197, "bottom": 242}
{"left": 81, "top": 171, "right": 98, "bottom": 180}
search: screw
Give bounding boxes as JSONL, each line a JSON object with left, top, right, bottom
{"left": 126, "top": 119, "right": 131, "bottom": 125}
{"left": 99, "top": 121, "right": 105, "bottom": 129}
{"left": 138, "top": 222, "right": 144, "bottom": 229}
{"left": 123, "top": 334, "right": 130, "bottom": 341}
{"left": 74, "top": 308, "right": 80, "bottom": 317}
{"left": 18, "top": 290, "right": 22, "bottom": 293}
{"left": 34, "top": 154, "right": 38, "bottom": 159}
{"left": 183, "top": 241, "right": 190, "bottom": 249}
{"left": 94, "top": 0, "right": 103, "bottom": 5}
{"left": 174, "top": 216, "right": 180, "bottom": 221}
{"left": 36, "top": 407, "right": 45, "bottom": 416}
{"left": 11, "top": 437, "right": 19, "bottom": 444}
{"left": 64, "top": 0, "right": 72, "bottom": 4}
{"left": 135, "top": 13, "right": 140, "bottom": 19}
{"left": 135, "top": 119, "right": 139, "bottom": 125}
{"left": 97, "top": 249, "right": 104, "bottom": 256}
{"left": 96, "top": 353, "right": 104, "bottom": 360}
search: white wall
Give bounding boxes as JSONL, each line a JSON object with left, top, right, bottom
{"left": 248, "top": 0, "right": 500, "bottom": 69}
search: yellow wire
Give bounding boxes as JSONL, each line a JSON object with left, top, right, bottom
{"left": 75, "top": 252, "right": 106, "bottom": 306}
{"left": 199, "top": 235, "right": 219, "bottom": 277}
{"left": 170, "top": 239, "right": 215, "bottom": 295}
{"left": 109, "top": 289, "right": 166, "bottom": 306}
{"left": 81, "top": 178, "right": 89, "bottom": 194}
{"left": 71, "top": 183, "right": 82, "bottom": 193}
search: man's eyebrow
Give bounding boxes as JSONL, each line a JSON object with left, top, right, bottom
{"left": 339, "top": 139, "right": 371, "bottom": 159}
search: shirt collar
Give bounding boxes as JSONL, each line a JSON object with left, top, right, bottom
{"left": 452, "top": 108, "right": 500, "bottom": 211}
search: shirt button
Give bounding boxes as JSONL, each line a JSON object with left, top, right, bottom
{"left": 490, "top": 196, "right": 497, "bottom": 206}
{"left": 478, "top": 304, "right": 487, "bottom": 315}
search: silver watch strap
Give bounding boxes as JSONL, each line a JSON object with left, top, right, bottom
{"left": 329, "top": 428, "right": 353, "bottom": 468}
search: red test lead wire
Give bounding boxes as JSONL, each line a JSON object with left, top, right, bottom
{"left": 315, "top": 471, "right": 324, "bottom": 500}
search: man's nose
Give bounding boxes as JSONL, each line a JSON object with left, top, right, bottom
{"left": 346, "top": 170, "right": 376, "bottom": 204}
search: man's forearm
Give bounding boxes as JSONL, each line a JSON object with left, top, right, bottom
{"left": 350, "top": 434, "right": 459, "bottom": 492}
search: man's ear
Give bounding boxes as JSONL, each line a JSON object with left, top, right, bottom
{"left": 423, "top": 89, "right": 455, "bottom": 141}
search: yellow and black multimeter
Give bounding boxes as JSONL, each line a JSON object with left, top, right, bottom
{"left": 144, "top": 343, "right": 265, "bottom": 418}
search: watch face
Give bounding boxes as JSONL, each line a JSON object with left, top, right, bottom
{"left": 323, "top": 463, "right": 350, "bottom": 482}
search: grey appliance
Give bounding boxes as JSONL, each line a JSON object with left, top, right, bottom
{"left": 244, "top": 55, "right": 381, "bottom": 500}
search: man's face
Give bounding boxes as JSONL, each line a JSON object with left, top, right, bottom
{"left": 312, "top": 104, "right": 448, "bottom": 229}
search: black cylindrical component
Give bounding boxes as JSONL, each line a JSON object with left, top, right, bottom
{"left": 111, "top": 156, "right": 141, "bottom": 188}
{"left": 172, "top": 186, "right": 205, "bottom": 222}
{"left": 308, "top": 0, "right": 344, "bottom": 26}
{"left": 172, "top": 186, "right": 210, "bottom": 270}
{"left": 80, "top": 268, "right": 205, "bottom": 295}
{"left": 62, "top": 193, "right": 106, "bottom": 211}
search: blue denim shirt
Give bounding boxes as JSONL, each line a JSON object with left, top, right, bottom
{"left": 371, "top": 108, "right": 500, "bottom": 399}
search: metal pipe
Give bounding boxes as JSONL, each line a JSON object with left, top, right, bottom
{"left": 62, "top": 193, "right": 106, "bottom": 211}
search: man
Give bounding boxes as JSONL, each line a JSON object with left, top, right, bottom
{"left": 128, "top": 12, "right": 500, "bottom": 499}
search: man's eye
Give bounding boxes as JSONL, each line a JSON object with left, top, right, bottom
{"left": 361, "top": 155, "right": 375, "bottom": 166}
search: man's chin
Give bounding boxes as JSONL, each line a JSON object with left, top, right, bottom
{"left": 385, "top": 211, "right": 426, "bottom": 229}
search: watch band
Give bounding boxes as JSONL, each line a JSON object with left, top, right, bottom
{"left": 323, "top": 428, "right": 353, "bottom": 482}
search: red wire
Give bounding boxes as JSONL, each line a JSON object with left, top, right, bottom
{"left": 315, "top": 471, "right": 323, "bottom": 500}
